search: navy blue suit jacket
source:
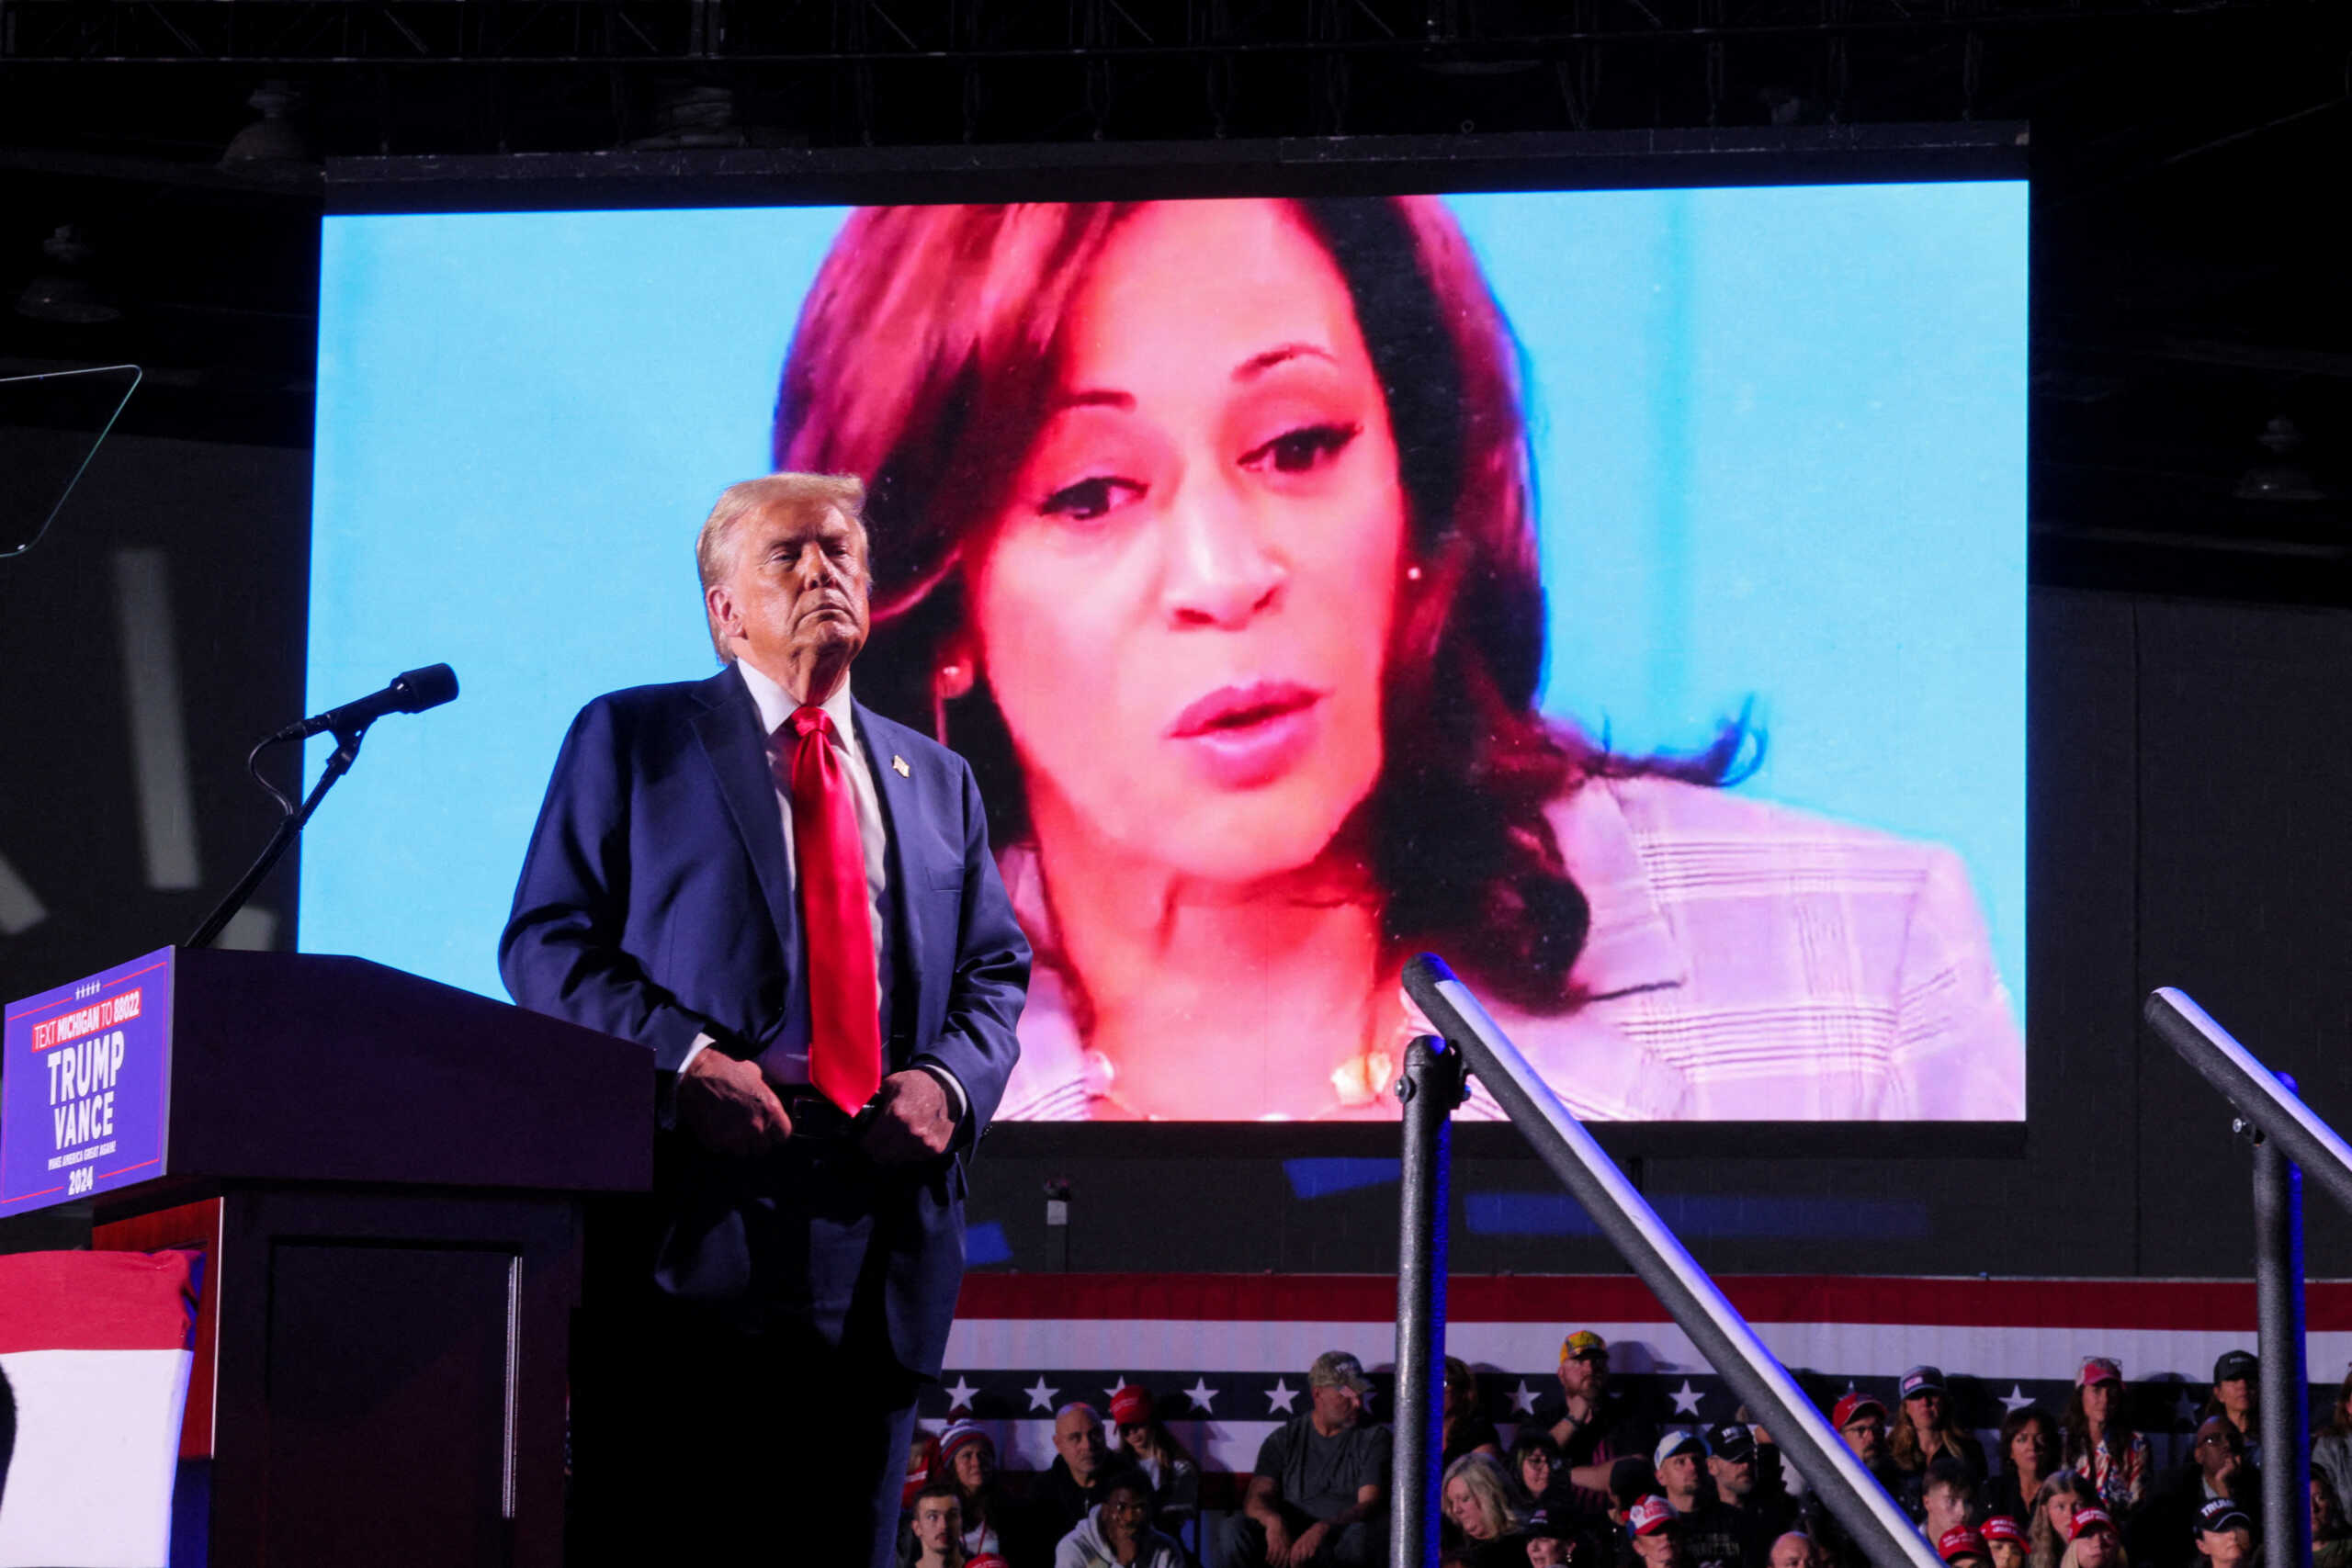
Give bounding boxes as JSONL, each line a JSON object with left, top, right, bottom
{"left": 499, "top": 664, "right": 1029, "bottom": 1378}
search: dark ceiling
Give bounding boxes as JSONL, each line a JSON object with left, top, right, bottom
{"left": 2, "top": 0, "right": 2346, "bottom": 598}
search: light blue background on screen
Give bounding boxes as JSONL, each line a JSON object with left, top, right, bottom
{"left": 306, "top": 185, "right": 2027, "bottom": 1043}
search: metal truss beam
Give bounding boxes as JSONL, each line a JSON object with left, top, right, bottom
{"left": 0, "top": 0, "right": 2296, "bottom": 65}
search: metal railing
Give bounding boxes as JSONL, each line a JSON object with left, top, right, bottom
{"left": 2143, "top": 987, "right": 2352, "bottom": 1568}
{"left": 1395, "top": 953, "right": 1944, "bottom": 1568}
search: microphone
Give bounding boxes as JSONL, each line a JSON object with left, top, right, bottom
{"left": 271, "top": 663, "right": 458, "bottom": 743}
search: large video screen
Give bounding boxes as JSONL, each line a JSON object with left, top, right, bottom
{"left": 307, "top": 179, "right": 2027, "bottom": 1122}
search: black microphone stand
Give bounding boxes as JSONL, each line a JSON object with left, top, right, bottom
{"left": 186, "top": 721, "right": 368, "bottom": 951}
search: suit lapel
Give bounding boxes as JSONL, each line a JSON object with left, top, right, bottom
{"left": 854, "top": 701, "right": 929, "bottom": 1033}
{"left": 690, "top": 668, "right": 800, "bottom": 965}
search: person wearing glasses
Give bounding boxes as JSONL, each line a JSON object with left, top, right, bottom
{"left": 2129, "top": 1418, "right": 2259, "bottom": 1568}
{"left": 1533, "top": 1332, "right": 1656, "bottom": 1513}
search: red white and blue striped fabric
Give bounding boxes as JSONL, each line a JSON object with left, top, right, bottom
{"left": 926, "top": 1273, "right": 2347, "bottom": 1480}
{"left": 0, "top": 1250, "right": 197, "bottom": 1568}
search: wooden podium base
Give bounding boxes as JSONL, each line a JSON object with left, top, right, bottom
{"left": 96, "top": 1182, "right": 584, "bottom": 1568}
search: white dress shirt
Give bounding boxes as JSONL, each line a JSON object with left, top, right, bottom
{"left": 680, "top": 660, "right": 963, "bottom": 1117}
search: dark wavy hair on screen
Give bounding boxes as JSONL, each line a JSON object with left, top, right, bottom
{"left": 771, "top": 197, "right": 1754, "bottom": 1013}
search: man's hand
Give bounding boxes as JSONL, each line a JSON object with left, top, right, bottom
{"left": 677, "top": 1047, "right": 793, "bottom": 1156}
{"left": 1260, "top": 1516, "right": 1293, "bottom": 1567}
{"left": 858, "top": 1068, "right": 956, "bottom": 1165}
{"left": 1288, "top": 1519, "right": 1331, "bottom": 1565}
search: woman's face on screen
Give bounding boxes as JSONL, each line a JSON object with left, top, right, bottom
{"left": 968, "top": 198, "right": 1408, "bottom": 883}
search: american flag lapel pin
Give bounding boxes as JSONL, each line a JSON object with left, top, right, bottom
{"left": 892, "top": 754, "right": 910, "bottom": 777}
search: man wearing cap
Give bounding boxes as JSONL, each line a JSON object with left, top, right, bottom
{"left": 1805, "top": 1394, "right": 1898, "bottom": 1568}
{"left": 2207, "top": 1351, "right": 2262, "bottom": 1466}
{"left": 1710, "top": 1422, "right": 1799, "bottom": 1567}
{"left": 1830, "top": 1393, "right": 1891, "bottom": 1473}
{"left": 1629, "top": 1495, "right": 1691, "bottom": 1568}
{"left": 2193, "top": 1497, "right": 2256, "bottom": 1568}
{"left": 1227, "top": 1351, "right": 1392, "bottom": 1566}
{"left": 1534, "top": 1332, "right": 1657, "bottom": 1512}
{"left": 1656, "top": 1431, "right": 1750, "bottom": 1568}
{"left": 2132, "top": 1416, "right": 2260, "bottom": 1568}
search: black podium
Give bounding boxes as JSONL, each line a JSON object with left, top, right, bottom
{"left": 74, "top": 948, "right": 651, "bottom": 1568}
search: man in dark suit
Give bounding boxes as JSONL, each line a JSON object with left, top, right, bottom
{"left": 500, "top": 471, "right": 1029, "bottom": 1567}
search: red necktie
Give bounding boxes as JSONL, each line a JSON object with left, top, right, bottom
{"left": 780, "top": 705, "right": 881, "bottom": 1114}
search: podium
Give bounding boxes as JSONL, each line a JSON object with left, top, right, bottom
{"left": 4, "top": 946, "right": 651, "bottom": 1568}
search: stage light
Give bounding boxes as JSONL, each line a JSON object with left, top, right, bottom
{"left": 14, "top": 226, "right": 120, "bottom": 326}
{"left": 220, "top": 80, "right": 312, "bottom": 166}
{"left": 628, "top": 84, "right": 746, "bottom": 150}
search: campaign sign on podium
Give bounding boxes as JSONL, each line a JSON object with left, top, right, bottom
{"left": 2, "top": 946, "right": 174, "bottom": 1216}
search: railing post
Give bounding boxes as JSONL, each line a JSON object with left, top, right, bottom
{"left": 1406, "top": 954, "right": 1949, "bottom": 1568}
{"left": 1393, "top": 1033, "right": 1462, "bottom": 1568}
{"left": 2253, "top": 1091, "right": 2312, "bottom": 1568}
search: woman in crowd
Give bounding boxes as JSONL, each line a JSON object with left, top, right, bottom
{"left": 768, "top": 195, "right": 2025, "bottom": 1122}
{"left": 1892, "top": 1368, "right": 1988, "bottom": 1514}
{"left": 1988, "top": 1407, "right": 2061, "bottom": 1525}
{"left": 2062, "top": 1359, "right": 2150, "bottom": 1514}
{"left": 2311, "top": 1368, "right": 2352, "bottom": 1513}
{"left": 1443, "top": 1357, "right": 1504, "bottom": 1469}
{"left": 2057, "top": 1508, "right": 2127, "bottom": 1568}
{"left": 1508, "top": 1429, "right": 1572, "bottom": 1517}
{"left": 1107, "top": 1385, "right": 1199, "bottom": 1544}
{"left": 2314, "top": 1474, "right": 2352, "bottom": 1568}
{"left": 1442, "top": 1451, "right": 1531, "bottom": 1567}
{"left": 937, "top": 1422, "right": 1012, "bottom": 1560}
{"left": 2030, "top": 1472, "right": 2101, "bottom": 1568}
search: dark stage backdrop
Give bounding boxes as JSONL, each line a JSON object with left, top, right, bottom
{"left": 1, "top": 434, "right": 2347, "bottom": 1275}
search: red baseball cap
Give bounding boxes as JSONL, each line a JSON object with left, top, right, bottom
{"left": 1981, "top": 1517, "right": 2028, "bottom": 1547}
{"left": 1627, "top": 1496, "right": 1677, "bottom": 1538}
{"left": 2078, "top": 1358, "right": 2123, "bottom": 1387}
{"left": 1110, "top": 1384, "right": 1153, "bottom": 1426}
{"left": 2070, "top": 1510, "right": 2118, "bottom": 1542}
{"left": 968, "top": 1558, "right": 1012, "bottom": 1568}
{"left": 1833, "top": 1393, "right": 1887, "bottom": 1428}
{"left": 1939, "top": 1528, "right": 1990, "bottom": 1563}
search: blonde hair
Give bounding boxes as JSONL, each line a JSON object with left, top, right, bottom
{"left": 2058, "top": 1532, "right": 2127, "bottom": 1568}
{"left": 695, "top": 471, "right": 866, "bottom": 660}
{"left": 1442, "top": 1451, "right": 1524, "bottom": 1540}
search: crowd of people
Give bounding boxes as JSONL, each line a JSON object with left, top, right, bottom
{"left": 895, "top": 1337, "right": 2352, "bottom": 1568}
